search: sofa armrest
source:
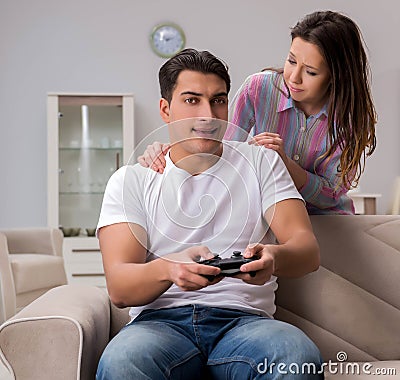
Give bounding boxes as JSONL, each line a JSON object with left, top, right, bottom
{"left": 0, "top": 233, "right": 16, "bottom": 321}
{"left": 0, "top": 228, "right": 63, "bottom": 257}
{"left": 0, "top": 285, "right": 110, "bottom": 380}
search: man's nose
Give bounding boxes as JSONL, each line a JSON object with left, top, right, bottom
{"left": 198, "top": 102, "right": 215, "bottom": 118}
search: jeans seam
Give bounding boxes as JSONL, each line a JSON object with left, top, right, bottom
{"left": 207, "top": 356, "right": 259, "bottom": 372}
{"left": 165, "top": 348, "right": 203, "bottom": 378}
{"left": 192, "top": 305, "right": 206, "bottom": 356}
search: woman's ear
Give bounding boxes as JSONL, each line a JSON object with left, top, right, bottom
{"left": 159, "top": 98, "right": 170, "bottom": 123}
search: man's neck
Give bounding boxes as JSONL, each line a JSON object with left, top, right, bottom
{"left": 169, "top": 144, "right": 223, "bottom": 176}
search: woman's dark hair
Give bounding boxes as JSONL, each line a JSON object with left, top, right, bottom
{"left": 159, "top": 48, "right": 231, "bottom": 103}
{"left": 291, "top": 10, "right": 377, "bottom": 188}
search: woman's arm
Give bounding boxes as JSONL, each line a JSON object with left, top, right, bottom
{"left": 249, "top": 129, "right": 353, "bottom": 213}
{"left": 299, "top": 146, "right": 353, "bottom": 212}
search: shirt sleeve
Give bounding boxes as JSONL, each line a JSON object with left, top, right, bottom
{"left": 255, "top": 147, "right": 304, "bottom": 215}
{"left": 97, "top": 165, "right": 147, "bottom": 233}
{"left": 299, "top": 144, "right": 352, "bottom": 211}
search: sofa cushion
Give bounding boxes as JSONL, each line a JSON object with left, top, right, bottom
{"left": 9, "top": 254, "right": 66, "bottom": 294}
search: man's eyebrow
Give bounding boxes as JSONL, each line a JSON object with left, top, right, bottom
{"left": 180, "top": 91, "right": 202, "bottom": 96}
{"left": 179, "top": 91, "right": 228, "bottom": 97}
{"left": 213, "top": 92, "right": 229, "bottom": 97}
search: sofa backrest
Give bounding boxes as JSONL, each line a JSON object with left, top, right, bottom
{"left": 275, "top": 215, "right": 400, "bottom": 362}
{"left": 0, "top": 228, "right": 63, "bottom": 256}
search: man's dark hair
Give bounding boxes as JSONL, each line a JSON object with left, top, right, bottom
{"left": 159, "top": 48, "right": 231, "bottom": 103}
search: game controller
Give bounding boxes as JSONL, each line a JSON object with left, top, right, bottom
{"left": 198, "top": 251, "right": 258, "bottom": 280}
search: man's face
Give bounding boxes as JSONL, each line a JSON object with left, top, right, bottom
{"left": 160, "top": 70, "right": 228, "bottom": 161}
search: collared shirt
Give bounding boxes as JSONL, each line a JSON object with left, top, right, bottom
{"left": 225, "top": 71, "right": 354, "bottom": 214}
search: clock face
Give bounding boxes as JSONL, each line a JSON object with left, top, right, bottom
{"left": 150, "top": 23, "right": 185, "bottom": 58}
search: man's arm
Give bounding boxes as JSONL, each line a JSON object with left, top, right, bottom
{"left": 238, "top": 198, "right": 320, "bottom": 284}
{"left": 265, "top": 198, "right": 320, "bottom": 277}
{"left": 99, "top": 222, "right": 221, "bottom": 308}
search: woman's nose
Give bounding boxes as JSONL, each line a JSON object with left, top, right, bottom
{"left": 290, "top": 66, "right": 302, "bottom": 84}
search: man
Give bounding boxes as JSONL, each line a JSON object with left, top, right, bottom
{"left": 96, "top": 48, "right": 323, "bottom": 379}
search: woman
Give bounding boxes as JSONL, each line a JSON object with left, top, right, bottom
{"left": 139, "top": 10, "right": 377, "bottom": 214}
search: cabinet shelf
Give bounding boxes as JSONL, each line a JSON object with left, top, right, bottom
{"left": 59, "top": 192, "right": 105, "bottom": 195}
{"left": 59, "top": 147, "right": 123, "bottom": 151}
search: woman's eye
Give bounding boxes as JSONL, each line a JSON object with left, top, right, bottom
{"left": 288, "top": 59, "right": 296, "bottom": 65}
{"left": 307, "top": 71, "right": 317, "bottom": 76}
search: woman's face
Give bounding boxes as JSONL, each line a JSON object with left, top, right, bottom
{"left": 283, "top": 37, "right": 331, "bottom": 116}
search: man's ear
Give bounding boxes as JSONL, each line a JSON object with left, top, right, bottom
{"left": 159, "top": 98, "right": 170, "bottom": 123}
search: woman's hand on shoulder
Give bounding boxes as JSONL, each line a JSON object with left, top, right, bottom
{"left": 249, "top": 132, "right": 288, "bottom": 165}
{"left": 137, "top": 141, "right": 170, "bottom": 173}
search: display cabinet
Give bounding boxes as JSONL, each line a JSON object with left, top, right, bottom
{"left": 47, "top": 93, "right": 134, "bottom": 285}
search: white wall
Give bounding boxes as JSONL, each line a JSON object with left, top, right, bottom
{"left": 0, "top": 0, "right": 399, "bottom": 227}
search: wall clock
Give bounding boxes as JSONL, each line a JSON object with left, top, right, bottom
{"left": 150, "top": 22, "right": 186, "bottom": 58}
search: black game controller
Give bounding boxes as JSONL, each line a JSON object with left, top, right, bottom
{"left": 198, "top": 251, "right": 258, "bottom": 281}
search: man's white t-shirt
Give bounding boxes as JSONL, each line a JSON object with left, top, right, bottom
{"left": 97, "top": 141, "right": 303, "bottom": 319}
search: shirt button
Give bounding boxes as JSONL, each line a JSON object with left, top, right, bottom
{"left": 300, "top": 127, "right": 306, "bottom": 132}
{"left": 293, "top": 154, "right": 300, "bottom": 161}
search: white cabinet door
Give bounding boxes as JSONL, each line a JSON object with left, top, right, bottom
{"left": 47, "top": 93, "right": 134, "bottom": 230}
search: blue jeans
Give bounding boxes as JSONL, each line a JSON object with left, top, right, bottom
{"left": 96, "top": 305, "right": 323, "bottom": 379}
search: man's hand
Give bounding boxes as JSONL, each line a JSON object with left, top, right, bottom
{"left": 234, "top": 243, "right": 276, "bottom": 285}
{"left": 137, "top": 141, "right": 170, "bottom": 173}
{"left": 163, "top": 246, "right": 222, "bottom": 291}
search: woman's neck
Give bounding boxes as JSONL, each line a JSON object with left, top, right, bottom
{"left": 294, "top": 100, "right": 326, "bottom": 118}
